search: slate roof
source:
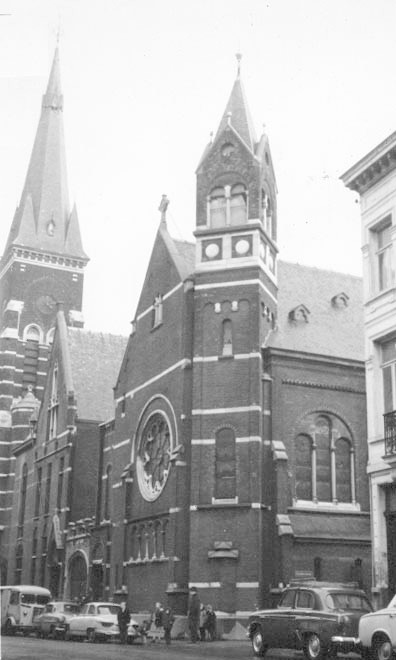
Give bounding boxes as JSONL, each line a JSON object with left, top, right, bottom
{"left": 67, "top": 328, "right": 127, "bottom": 421}
{"left": 170, "top": 239, "right": 364, "bottom": 362}
{"left": 272, "top": 261, "right": 364, "bottom": 362}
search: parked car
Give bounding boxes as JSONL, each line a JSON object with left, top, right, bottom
{"left": 358, "top": 593, "right": 396, "bottom": 660}
{"left": 247, "top": 581, "right": 372, "bottom": 659}
{"left": 33, "top": 601, "right": 80, "bottom": 639}
{"left": 65, "top": 601, "right": 141, "bottom": 643}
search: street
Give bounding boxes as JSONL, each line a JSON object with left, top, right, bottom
{"left": 0, "top": 636, "right": 297, "bottom": 660}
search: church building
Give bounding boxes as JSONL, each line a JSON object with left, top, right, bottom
{"left": 86, "top": 56, "right": 371, "bottom": 621}
{"left": 0, "top": 49, "right": 126, "bottom": 589}
{"left": 0, "top": 51, "right": 371, "bottom": 624}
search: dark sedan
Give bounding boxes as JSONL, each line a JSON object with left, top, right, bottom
{"left": 247, "top": 581, "right": 372, "bottom": 659}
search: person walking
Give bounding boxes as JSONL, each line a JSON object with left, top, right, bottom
{"left": 199, "top": 603, "right": 207, "bottom": 641}
{"left": 187, "top": 587, "right": 200, "bottom": 643}
{"left": 117, "top": 600, "right": 131, "bottom": 645}
{"left": 150, "top": 601, "right": 164, "bottom": 642}
{"left": 205, "top": 604, "right": 217, "bottom": 641}
{"left": 162, "top": 606, "right": 175, "bottom": 645}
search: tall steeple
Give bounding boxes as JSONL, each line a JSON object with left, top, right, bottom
{"left": 214, "top": 53, "right": 257, "bottom": 153}
{"left": 3, "top": 47, "right": 87, "bottom": 261}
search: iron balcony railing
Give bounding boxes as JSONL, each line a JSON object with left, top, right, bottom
{"left": 384, "top": 410, "right": 396, "bottom": 456}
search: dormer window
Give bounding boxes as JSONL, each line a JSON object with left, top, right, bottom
{"left": 331, "top": 292, "right": 349, "bottom": 308}
{"left": 289, "top": 304, "right": 310, "bottom": 323}
{"left": 208, "top": 183, "right": 247, "bottom": 228}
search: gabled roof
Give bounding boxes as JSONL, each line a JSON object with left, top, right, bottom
{"left": 3, "top": 48, "right": 88, "bottom": 263}
{"left": 162, "top": 237, "right": 364, "bottom": 362}
{"left": 67, "top": 327, "right": 127, "bottom": 421}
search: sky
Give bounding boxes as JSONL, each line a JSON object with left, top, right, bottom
{"left": 0, "top": 0, "right": 395, "bottom": 334}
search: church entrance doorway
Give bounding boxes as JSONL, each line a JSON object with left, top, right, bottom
{"left": 68, "top": 553, "right": 88, "bottom": 601}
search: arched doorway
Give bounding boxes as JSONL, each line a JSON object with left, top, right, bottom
{"left": 68, "top": 553, "right": 88, "bottom": 601}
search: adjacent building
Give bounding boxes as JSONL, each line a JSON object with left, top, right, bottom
{"left": 0, "top": 50, "right": 126, "bottom": 590}
{"left": 342, "top": 132, "right": 396, "bottom": 607}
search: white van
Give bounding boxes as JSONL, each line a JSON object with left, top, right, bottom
{"left": 1, "top": 585, "right": 51, "bottom": 635}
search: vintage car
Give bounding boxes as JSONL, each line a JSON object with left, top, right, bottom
{"left": 65, "top": 601, "right": 141, "bottom": 643}
{"left": 247, "top": 581, "right": 372, "bottom": 659}
{"left": 358, "top": 593, "right": 396, "bottom": 660}
{"left": 33, "top": 601, "right": 80, "bottom": 639}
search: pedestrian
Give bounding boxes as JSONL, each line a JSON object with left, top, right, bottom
{"left": 162, "top": 606, "right": 175, "bottom": 645}
{"left": 187, "top": 587, "right": 200, "bottom": 643}
{"left": 205, "top": 604, "right": 217, "bottom": 641}
{"left": 117, "top": 600, "right": 131, "bottom": 645}
{"left": 199, "top": 603, "right": 207, "bottom": 641}
{"left": 150, "top": 601, "right": 164, "bottom": 642}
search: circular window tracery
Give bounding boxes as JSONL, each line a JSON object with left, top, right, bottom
{"left": 136, "top": 411, "right": 172, "bottom": 501}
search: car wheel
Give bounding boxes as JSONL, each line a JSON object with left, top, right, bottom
{"left": 304, "top": 633, "right": 325, "bottom": 660}
{"left": 87, "top": 628, "right": 97, "bottom": 643}
{"left": 252, "top": 627, "right": 267, "bottom": 657}
{"left": 373, "top": 636, "right": 393, "bottom": 660}
{"left": 4, "top": 619, "right": 15, "bottom": 636}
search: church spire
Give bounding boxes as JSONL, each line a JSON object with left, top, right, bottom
{"left": 3, "top": 47, "right": 87, "bottom": 262}
{"left": 214, "top": 53, "right": 257, "bottom": 152}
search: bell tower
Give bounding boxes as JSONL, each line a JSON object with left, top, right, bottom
{"left": 0, "top": 47, "right": 88, "bottom": 352}
{"left": 0, "top": 48, "right": 88, "bottom": 582}
{"left": 189, "top": 55, "right": 278, "bottom": 612}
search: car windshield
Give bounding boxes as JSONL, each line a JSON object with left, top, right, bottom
{"left": 21, "top": 593, "right": 36, "bottom": 604}
{"left": 325, "top": 592, "right": 372, "bottom": 612}
{"left": 97, "top": 605, "right": 120, "bottom": 616}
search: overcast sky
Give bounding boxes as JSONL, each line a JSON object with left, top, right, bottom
{"left": 0, "top": 0, "right": 395, "bottom": 334}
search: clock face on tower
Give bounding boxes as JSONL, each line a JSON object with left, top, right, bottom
{"left": 136, "top": 411, "right": 171, "bottom": 501}
{"left": 36, "top": 294, "right": 56, "bottom": 316}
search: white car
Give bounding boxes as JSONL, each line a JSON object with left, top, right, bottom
{"left": 359, "top": 594, "right": 396, "bottom": 660}
{"left": 65, "top": 601, "right": 141, "bottom": 643}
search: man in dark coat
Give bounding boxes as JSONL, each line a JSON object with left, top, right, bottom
{"left": 162, "top": 606, "right": 175, "bottom": 645}
{"left": 117, "top": 600, "right": 131, "bottom": 644}
{"left": 187, "top": 587, "right": 200, "bottom": 643}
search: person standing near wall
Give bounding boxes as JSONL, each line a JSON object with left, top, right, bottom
{"left": 117, "top": 600, "right": 131, "bottom": 645}
{"left": 187, "top": 587, "right": 200, "bottom": 643}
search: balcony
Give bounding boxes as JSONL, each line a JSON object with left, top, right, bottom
{"left": 384, "top": 410, "right": 396, "bottom": 458}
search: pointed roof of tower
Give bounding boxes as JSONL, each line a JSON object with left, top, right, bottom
{"left": 3, "top": 48, "right": 88, "bottom": 262}
{"left": 214, "top": 54, "right": 257, "bottom": 152}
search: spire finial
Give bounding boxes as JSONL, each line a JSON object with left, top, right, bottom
{"left": 236, "top": 52, "right": 242, "bottom": 77}
{"left": 159, "top": 194, "right": 169, "bottom": 225}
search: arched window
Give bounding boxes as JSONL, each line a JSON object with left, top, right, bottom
{"left": 230, "top": 184, "right": 247, "bottom": 225}
{"left": 18, "top": 463, "right": 28, "bottom": 535}
{"left": 261, "top": 189, "right": 273, "bottom": 237}
{"left": 215, "top": 428, "right": 236, "bottom": 500}
{"left": 315, "top": 416, "right": 332, "bottom": 502}
{"left": 104, "top": 464, "right": 112, "bottom": 520}
{"left": 295, "top": 435, "right": 312, "bottom": 500}
{"left": 335, "top": 437, "right": 352, "bottom": 503}
{"left": 24, "top": 324, "right": 42, "bottom": 342}
{"left": 222, "top": 319, "right": 233, "bottom": 356}
{"left": 46, "top": 328, "right": 55, "bottom": 345}
{"left": 209, "top": 187, "right": 227, "bottom": 227}
{"left": 293, "top": 413, "right": 355, "bottom": 505}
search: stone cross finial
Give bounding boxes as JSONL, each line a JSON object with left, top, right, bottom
{"left": 236, "top": 52, "right": 242, "bottom": 77}
{"left": 159, "top": 194, "right": 169, "bottom": 223}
